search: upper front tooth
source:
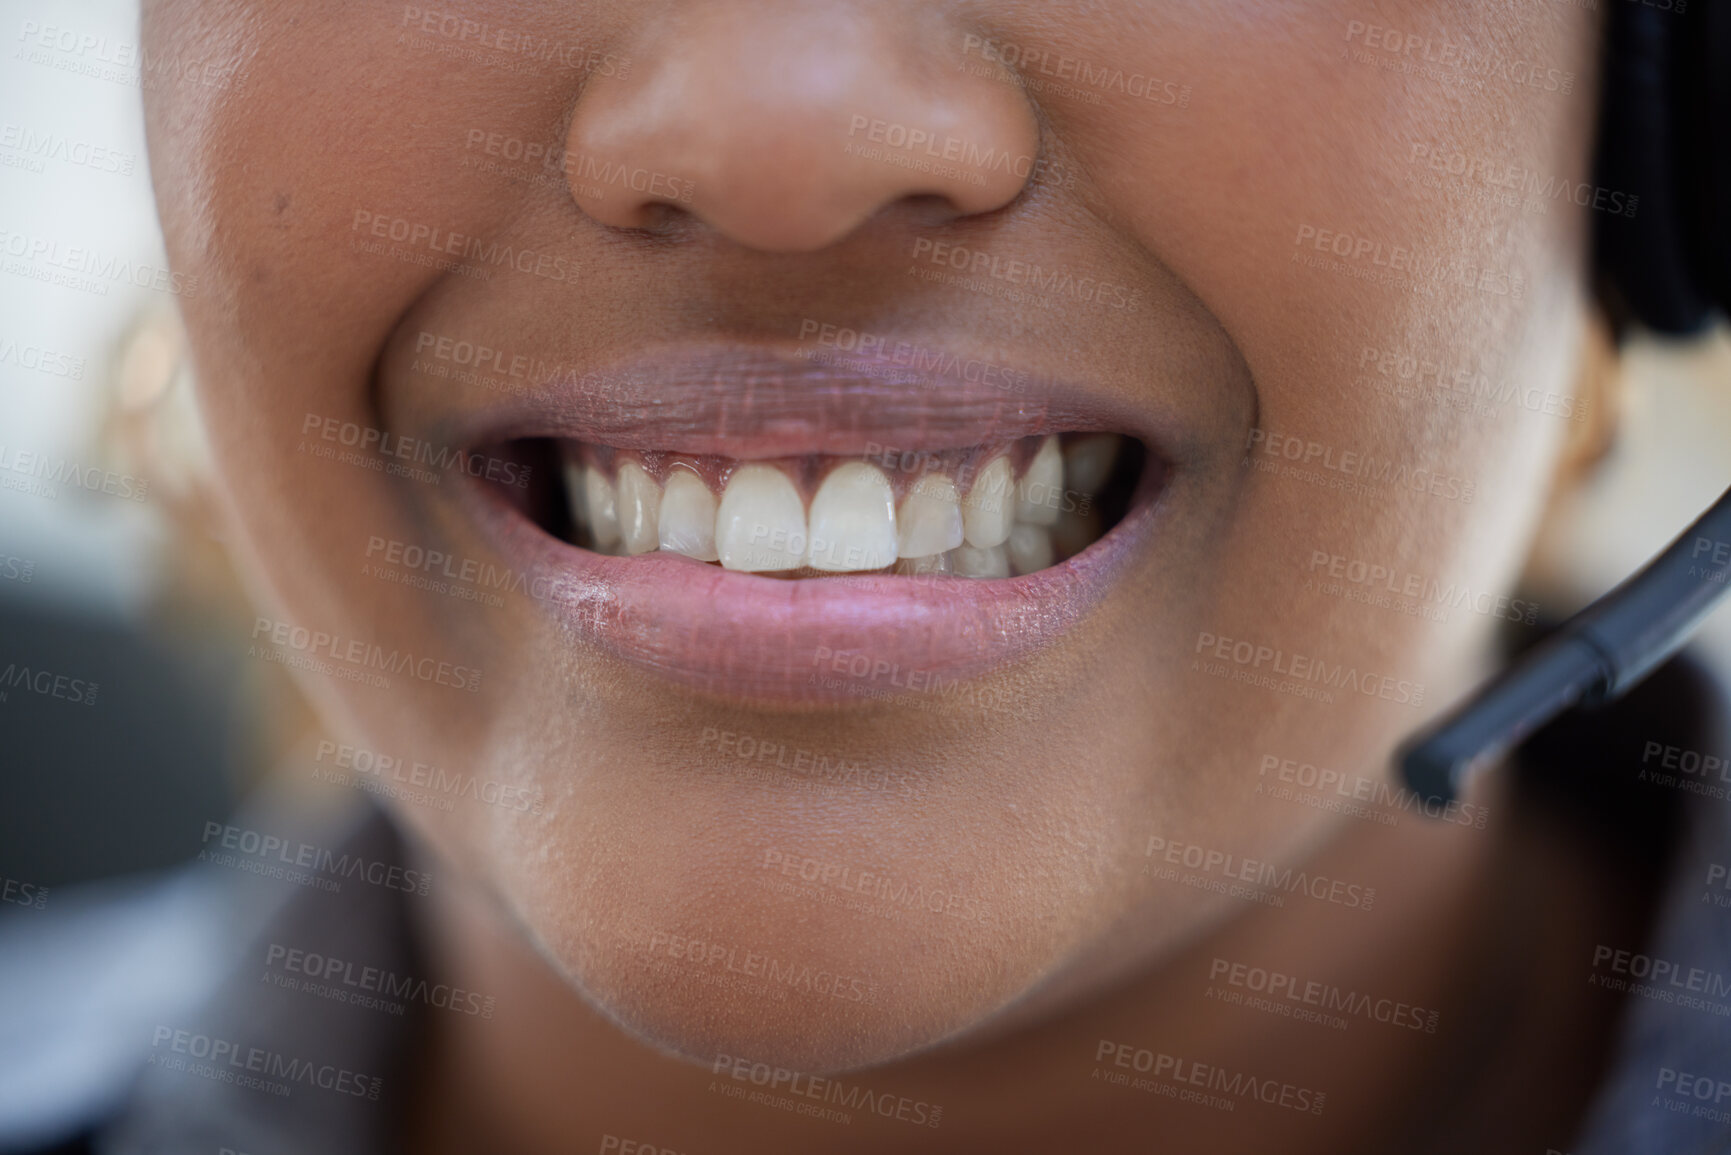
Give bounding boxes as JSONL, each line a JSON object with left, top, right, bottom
{"left": 1064, "top": 434, "right": 1119, "bottom": 494}
{"left": 961, "top": 455, "right": 1013, "bottom": 549}
{"left": 717, "top": 464, "right": 807, "bottom": 572}
{"left": 615, "top": 461, "right": 662, "bottom": 555}
{"left": 1014, "top": 436, "right": 1062, "bottom": 526}
{"left": 807, "top": 462, "right": 897, "bottom": 572}
{"left": 658, "top": 469, "right": 719, "bottom": 561}
{"left": 896, "top": 473, "right": 964, "bottom": 558}
{"left": 582, "top": 466, "right": 622, "bottom": 552}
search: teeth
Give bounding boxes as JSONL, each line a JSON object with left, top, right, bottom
{"left": 895, "top": 551, "right": 953, "bottom": 576}
{"left": 1064, "top": 434, "right": 1119, "bottom": 495}
{"left": 807, "top": 462, "right": 898, "bottom": 572}
{"left": 582, "top": 466, "right": 622, "bottom": 552}
{"left": 558, "top": 435, "right": 1127, "bottom": 576}
{"left": 717, "top": 464, "right": 807, "bottom": 572}
{"left": 951, "top": 543, "right": 1010, "bottom": 579}
{"left": 615, "top": 461, "right": 662, "bottom": 555}
{"left": 961, "top": 455, "right": 1014, "bottom": 549}
{"left": 1006, "top": 524, "right": 1054, "bottom": 575}
{"left": 657, "top": 469, "right": 720, "bottom": 561}
{"left": 896, "top": 473, "right": 965, "bottom": 559}
{"left": 1014, "top": 436, "right": 1062, "bottom": 527}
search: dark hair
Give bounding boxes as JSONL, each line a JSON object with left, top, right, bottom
{"left": 1592, "top": 2, "right": 1730, "bottom": 336}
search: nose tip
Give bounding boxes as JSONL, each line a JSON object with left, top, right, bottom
{"left": 562, "top": 4, "right": 1042, "bottom": 253}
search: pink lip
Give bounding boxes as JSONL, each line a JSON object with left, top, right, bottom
{"left": 449, "top": 342, "right": 1171, "bottom": 704}
{"left": 441, "top": 340, "right": 1168, "bottom": 455}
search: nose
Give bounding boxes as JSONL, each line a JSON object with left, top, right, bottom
{"left": 562, "top": 2, "right": 1042, "bottom": 253}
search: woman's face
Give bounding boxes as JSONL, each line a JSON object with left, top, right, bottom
{"left": 143, "top": 0, "right": 1599, "bottom": 1071}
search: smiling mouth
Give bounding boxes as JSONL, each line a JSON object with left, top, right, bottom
{"left": 452, "top": 342, "right": 1167, "bottom": 701}
{"left": 521, "top": 431, "right": 1142, "bottom": 579}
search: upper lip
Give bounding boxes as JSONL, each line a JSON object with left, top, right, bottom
{"left": 436, "top": 340, "right": 1167, "bottom": 458}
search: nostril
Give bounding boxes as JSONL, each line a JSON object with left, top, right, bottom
{"left": 606, "top": 199, "right": 700, "bottom": 239}
{"left": 893, "top": 192, "right": 984, "bottom": 230}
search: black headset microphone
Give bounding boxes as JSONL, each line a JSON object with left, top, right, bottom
{"left": 1400, "top": 3, "right": 1731, "bottom": 808}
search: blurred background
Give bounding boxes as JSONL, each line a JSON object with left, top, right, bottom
{"left": 1, "top": 0, "right": 1729, "bottom": 904}
{"left": 0, "top": 0, "right": 282, "bottom": 896}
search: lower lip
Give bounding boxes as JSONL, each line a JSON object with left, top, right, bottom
{"left": 465, "top": 471, "right": 1163, "bottom": 705}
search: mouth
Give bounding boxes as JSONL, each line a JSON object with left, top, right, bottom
{"left": 452, "top": 342, "right": 1168, "bottom": 704}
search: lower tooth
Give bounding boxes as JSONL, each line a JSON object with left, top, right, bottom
{"left": 950, "top": 543, "right": 1010, "bottom": 579}
{"left": 1006, "top": 524, "right": 1053, "bottom": 575}
{"left": 895, "top": 551, "right": 953, "bottom": 576}
{"left": 1051, "top": 508, "right": 1102, "bottom": 560}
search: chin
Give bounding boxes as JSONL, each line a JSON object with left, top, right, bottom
{"left": 490, "top": 802, "right": 1096, "bottom": 1073}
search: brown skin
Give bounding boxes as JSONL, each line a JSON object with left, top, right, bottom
{"left": 143, "top": 0, "right": 1616, "bottom": 1149}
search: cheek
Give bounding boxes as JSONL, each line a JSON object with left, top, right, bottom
{"left": 1053, "top": 1, "right": 1595, "bottom": 732}
{"left": 1061, "top": 3, "right": 1598, "bottom": 415}
{"left": 1036, "top": 13, "right": 1596, "bottom": 879}
{"left": 143, "top": 7, "right": 538, "bottom": 769}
